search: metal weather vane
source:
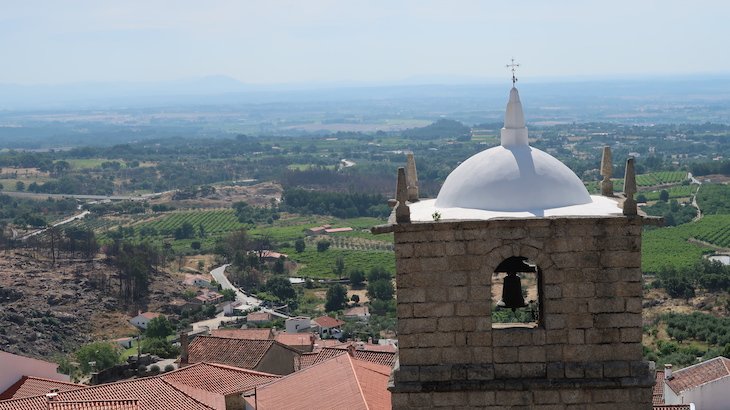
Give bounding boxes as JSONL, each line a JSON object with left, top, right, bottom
{"left": 506, "top": 58, "right": 520, "bottom": 86}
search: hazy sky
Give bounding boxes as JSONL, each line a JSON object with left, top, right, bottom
{"left": 2, "top": 0, "right": 729, "bottom": 85}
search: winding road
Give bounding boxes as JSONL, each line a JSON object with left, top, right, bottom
{"left": 209, "top": 264, "right": 290, "bottom": 319}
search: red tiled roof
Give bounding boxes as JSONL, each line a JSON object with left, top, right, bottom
{"left": 299, "top": 347, "right": 396, "bottom": 369}
{"left": 296, "top": 353, "right": 320, "bottom": 370}
{"left": 246, "top": 312, "right": 273, "bottom": 322}
{"left": 254, "top": 355, "right": 391, "bottom": 410}
{"left": 313, "top": 316, "right": 345, "bottom": 328}
{"left": 666, "top": 356, "right": 730, "bottom": 394}
{"left": 0, "top": 378, "right": 213, "bottom": 410}
{"left": 210, "top": 328, "right": 273, "bottom": 340}
{"left": 653, "top": 370, "right": 665, "bottom": 405}
{"left": 324, "top": 227, "right": 353, "bottom": 234}
{"left": 653, "top": 406, "right": 691, "bottom": 410}
{"left": 0, "top": 377, "right": 85, "bottom": 400}
{"left": 48, "top": 400, "right": 140, "bottom": 410}
{"left": 187, "top": 336, "right": 274, "bottom": 369}
{"left": 58, "top": 378, "right": 212, "bottom": 410}
{"left": 161, "top": 362, "right": 279, "bottom": 396}
{"left": 274, "top": 333, "right": 313, "bottom": 347}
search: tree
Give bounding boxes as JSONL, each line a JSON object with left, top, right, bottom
{"left": 317, "top": 240, "right": 331, "bottom": 252}
{"left": 294, "top": 238, "right": 306, "bottom": 253}
{"left": 351, "top": 294, "right": 360, "bottom": 304}
{"left": 190, "top": 241, "right": 201, "bottom": 250}
{"left": 659, "top": 189, "right": 670, "bottom": 202}
{"left": 332, "top": 255, "right": 345, "bottom": 278}
{"left": 273, "top": 256, "right": 286, "bottom": 274}
{"left": 146, "top": 316, "right": 173, "bottom": 339}
{"left": 325, "top": 284, "right": 348, "bottom": 311}
{"left": 367, "top": 266, "right": 391, "bottom": 282}
{"left": 75, "top": 342, "right": 121, "bottom": 373}
{"left": 141, "top": 337, "right": 180, "bottom": 359}
{"left": 221, "top": 288, "right": 236, "bottom": 301}
{"left": 368, "top": 279, "right": 394, "bottom": 301}
{"left": 265, "top": 276, "right": 296, "bottom": 302}
{"left": 15, "top": 181, "right": 24, "bottom": 191}
{"left": 349, "top": 269, "right": 365, "bottom": 287}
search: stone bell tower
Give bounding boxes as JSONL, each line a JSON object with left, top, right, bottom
{"left": 374, "top": 84, "right": 655, "bottom": 409}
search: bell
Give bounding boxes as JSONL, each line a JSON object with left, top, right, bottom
{"left": 497, "top": 271, "right": 528, "bottom": 311}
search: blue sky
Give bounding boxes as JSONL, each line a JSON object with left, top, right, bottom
{"left": 1, "top": 0, "right": 729, "bottom": 85}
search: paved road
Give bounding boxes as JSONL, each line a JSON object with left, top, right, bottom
{"left": 20, "top": 210, "right": 91, "bottom": 240}
{"left": 2, "top": 190, "right": 158, "bottom": 201}
{"left": 209, "top": 264, "right": 290, "bottom": 319}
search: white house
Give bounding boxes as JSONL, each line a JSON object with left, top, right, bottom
{"left": 0, "top": 350, "right": 70, "bottom": 395}
{"left": 313, "top": 316, "right": 345, "bottom": 338}
{"left": 285, "top": 316, "right": 312, "bottom": 333}
{"left": 129, "top": 312, "right": 162, "bottom": 330}
{"left": 663, "top": 357, "right": 730, "bottom": 410}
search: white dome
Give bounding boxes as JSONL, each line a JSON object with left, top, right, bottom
{"left": 434, "top": 87, "right": 591, "bottom": 212}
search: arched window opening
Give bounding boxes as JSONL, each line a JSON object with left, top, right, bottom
{"left": 491, "top": 256, "right": 541, "bottom": 328}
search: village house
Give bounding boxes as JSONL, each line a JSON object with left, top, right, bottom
{"left": 183, "top": 273, "right": 213, "bottom": 288}
{"left": 285, "top": 316, "right": 312, "bottom": 333}
{"left": 658, "top": 358, "right": 730, "bottom": 410}
{"left": 182, "top": 335, "right": 301, "bottom": 376}
{"left": 129, "top": 312, "right": 162, "bottom": 330}
{"left": 192, "top": 289, "right": 224, "bottom": 305}
{"left": 0, "top": 362, "right": 280, "bottom": 410}
{"left": 0, "top": 350, "right": 75, "bottom": 401}
{"left": 246, "top": 311, "right": 273, "bottom": 325}
{"left": 313, "top": 316, "right": 345, "bottom": 339}
{"left": 343, "top": 305, "right": 370, "bottom": 322}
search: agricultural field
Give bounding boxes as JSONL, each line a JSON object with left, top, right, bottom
{"left": 642, "top": 214, "right": 730, "bottom": 273}
{"left": 642, "top": 185, "right": 698, "bottom": 201}
{"left": 133, "top": 209, "right": 243, "bottom": 236}
{"left": 280, "top": 245, "right": 395, "bottom": 279}
{"left": 636, "top": 171, "right": 688, "bottom": 187}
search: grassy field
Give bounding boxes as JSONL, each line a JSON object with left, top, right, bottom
{"left": 281, "top": 245, "right": 395, "bottom": 279}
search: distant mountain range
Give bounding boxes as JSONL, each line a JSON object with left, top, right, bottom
{"left": 2, "top": 74, "right": 730, "bottom": 110}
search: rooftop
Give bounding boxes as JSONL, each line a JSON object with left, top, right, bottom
{"left": 252, "top": 354, "right": 391, "bottom": 410}
{"left": 0, "top": 377, "right": 85, "bottom": 400}
{"left": 209, "top": 328, "right": 273, "bottom": 340}
{"left": 313, "top": 316, "right": 345, "bottom": 328}
{"left": 187, "top": 336, "right": 276, "bottom": 370}
{"left": 666, "top": 356, "right": 730, "bottom": 394}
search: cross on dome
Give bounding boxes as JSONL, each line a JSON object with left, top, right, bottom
{"left": 506, "top": 58, "right": 520, "bottom": 86}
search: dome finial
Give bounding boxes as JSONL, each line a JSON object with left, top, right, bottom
{"left": 506, "top": 58, "right": 520, "bottom": 86}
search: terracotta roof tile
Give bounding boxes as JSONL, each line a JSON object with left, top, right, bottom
{"left": 48, "top": 399, "right": 140, "bottom": 410}
{"left": 209, "top": 328, "right": 273, "bottom": 340}
{"left": 653, "top": 370, "right": 665, "bottom": 405}
{"left": 139, "top": 313, "right": 161, "bottom": 320}
{"left": 666, "top": 356, "right": 730, "bottom": 394}
{"left": 274, "top": 334, "right": 313, "bottom": 351}
{"left": 653, "top": 406, "right": 691, "bottom": 410}
{"left": 299, "top": 347, "right": 396, "bottom": 369}
{"left": 0, "top": 377, "right": 85, "bottom": 400}
{"left": 254, "top": 355, "right": 390, "bottom": 410}
{"left": 313, "top": 316, "right": 345, "bottom": 328}
{"left": 59, "top": 378, "right": 212, "bottom": 410}
{"left": 187, "top": 336, "right": 274, "bottom": 369}
{"left": 0, "top": 378, "right": 212, "bottom": 410}
{"left": 245, "top": 312, "right": 273, "bottom": 322}
{"left": 161, "top": 362, "right": 279, "bottom": 396}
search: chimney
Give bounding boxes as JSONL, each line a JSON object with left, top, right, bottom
{"left": 46, "top": 389, "right": 59, "bottom": 402}
{"left": 664, "top": 364, "right": 673, "bottom": 380}
{"left": 180, "top": 332, "right": 189, "bottom": 366}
